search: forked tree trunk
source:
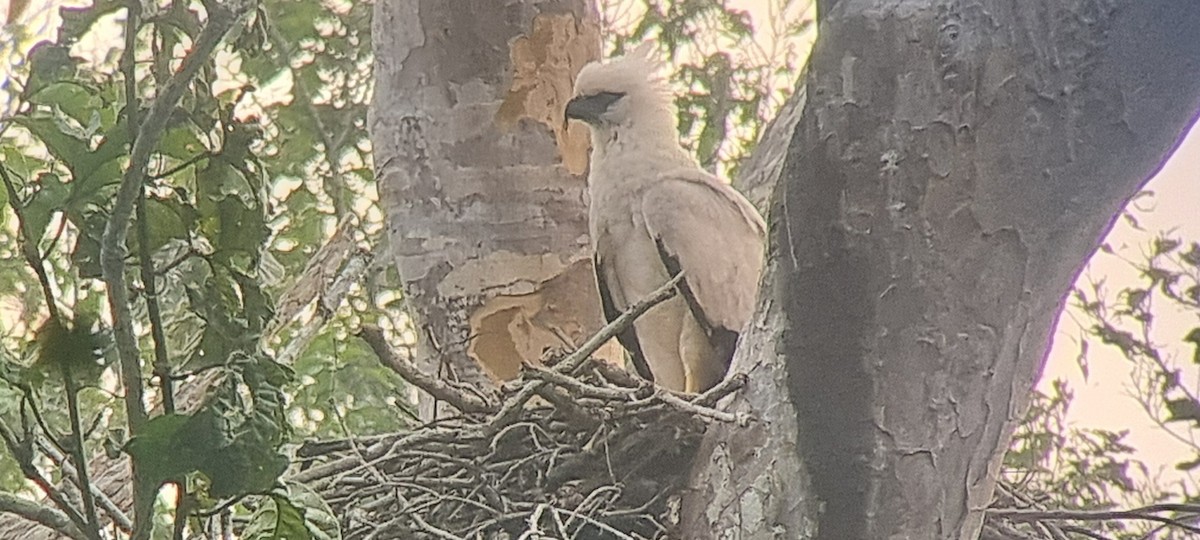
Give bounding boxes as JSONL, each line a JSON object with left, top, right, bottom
{"left": 683, "top": 1, "right": 1200, "bottom": 539}
{"left": 371, "top": 0, "right": 618, "bottom": 418}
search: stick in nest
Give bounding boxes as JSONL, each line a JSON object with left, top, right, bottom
{"left": 485, "top": 273, "right": 686, "bottom": 432}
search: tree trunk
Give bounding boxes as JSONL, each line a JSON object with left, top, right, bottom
{"left": 684, "top": 1, "right": 1200, "bottom": 539}
{"left": 371, "top": 0, "right": 616, "bottom": 418}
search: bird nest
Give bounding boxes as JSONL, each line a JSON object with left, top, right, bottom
{"left": 294, "top": 324, "right": 746, "bottom": 540}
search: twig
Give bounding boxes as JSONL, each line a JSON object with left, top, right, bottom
{"left": 263, "top": 18, "right": 354, "bottom": 215}
{"left": 487, "top": 273, "right": 684, "bottom": 432}
{"left": 0, "top": 418, "right": 89, "bottom": 535}
{"left": 153, "top": 246, "right": 200, "bottom": 276}
{"left": 171, "top": 490, "right": 192, "bottom": 540}
{"left": 589, "top": 359, "right": 650, "bottom": 390}
{"left": 36, "top": 438, "right": 133, "bottom": 532}
{"left": 20, "top": 387, "right": 66, "bottom": 455}
{"left": 691, "top": 372, "right": 747, "bottom": 408}
{"left": 989, "top": 504, "right": 1200, "bottom": 534}
{"left": 1061, "top": 525, "right": 1113, "bottom": 540}
{"left": 0, "top": 163, "right": 60, "bottom": 321}
{"left": 359, "top": 326, "right": 496, "bottom": 415}
{"left": 522, "top": 364, "right": 631, "bottom": 401}
{"left": 549, "top": 506, "right": 636, "bottom": 540}
{"left": 149, "top": 151, "right": 212, "bottom": 180}
{"left": 61, "top": 363, "right": 101, "bottom": 539}
{"left": 653, "top": 389, "right": 742, "bottom": 424}
{"left": 275, "top": 243, "right": 370, "bottom": 366}
{"left": 138, "top": 187, "right": 174, "bottom": 413}
{"left": 408, "top": 504, "right": 465, "bottom": 540}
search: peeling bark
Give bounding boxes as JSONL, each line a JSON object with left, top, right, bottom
{"left": 371, "top": 1, "right": 617, "bottom": 418}
{"left": 685, "top": 1, "right": 1200, "bottom": 539}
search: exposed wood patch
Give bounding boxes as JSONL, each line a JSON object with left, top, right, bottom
{"left": 468, "top": 258, "right": 622, "bottom": 381}
{"left": 496, "top": 12, "right": 601, "bottom": 175}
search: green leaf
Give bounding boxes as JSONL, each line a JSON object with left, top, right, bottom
{"left": 202, "top": 444, "right": 287, "bottom": 499}
{"left": 20, "top": 172, "right": 69, "bottom": 244}
{"left": 139, "top": 196, "right": 195, "bottom": 253}
{"left": 27, "top": 82, "right": 102, "bottom": 128}
{"left": 1185, "top": 327, "right": 1200, "bottom": 364}
{"left": 124, "top": 413, "right": 195, "bottom": 486}
{"left": 1153, "top": 236, "right": 1181, "bottom": 255}
{"left": 158, "top": 125, "right": 209, "bottom": 162}
{"left": 11, "top": 116, "right": 90, "bottom": 173}
{"left": 67, "top": 209, "right": 108, "bottom": 279}
{"left": 1164, "top": 398, "right": 1200, "bottom": 424}
{"left": 242, "top": 493, "right": 313, "bottom": 540}
{"left": 22, "top": 43, "right": 80, "bottom": 96}
{"left": 56, "top": 0, "right": 125, "bottom": 44}
{"left": 10, "top": 115, "right": 129, "bottom": 193}
{"left": 1176, "top": 456, "right": 1200, "bottom": 471}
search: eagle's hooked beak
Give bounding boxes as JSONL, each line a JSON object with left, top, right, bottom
{"left": 564, "top": 91, "right": 626, "bottom": 126}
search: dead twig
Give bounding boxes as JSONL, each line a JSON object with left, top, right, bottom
{"left": 359, "top": 326, "right": 496, "bottom": 415}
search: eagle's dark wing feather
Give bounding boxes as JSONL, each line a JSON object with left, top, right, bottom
{"left": 594, "top": 254, "right": 654, "bottom": 381}
{"left": 653, "top": 239, "right": 740, "bottom": 369}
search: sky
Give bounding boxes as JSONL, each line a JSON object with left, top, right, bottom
{"left": 1042, "top": 120, "right": 1200, "bottom": 481}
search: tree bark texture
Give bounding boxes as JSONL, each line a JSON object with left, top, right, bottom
{"left": 685, "top": 1, "right": 1200, "bottom": 539}
{"left": 371, "top": 0, "right": 617, "bottom": 418}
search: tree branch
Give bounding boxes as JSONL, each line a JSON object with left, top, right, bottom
{"left": 0, "top": 492, "right": 86, "bottom": 540}
{"left": 0, "top": 164, "right": 60, "bottom": 321}
{"left": 137, "top": 187, "right": 174, "bottom": 414}
{"left": 485, "top": 272, "right": 685, "bottom": 432}
{"left": 60, "top": 365, "right": 100, "bottom": 540}
{"left": 0, "top": 418, "right": 88, "bottom": 536}
{"left": 36, "top": 438, "right": 132, "bottom": 533}
{"left": 360, "top": 325, "right": 496, "bottom": 415}
{"left": 989, "top": 504, "right": 1200, "bottom": 535}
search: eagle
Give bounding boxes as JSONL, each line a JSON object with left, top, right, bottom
{"left": 565, "top": 45, "right": 766, "bottom": 393}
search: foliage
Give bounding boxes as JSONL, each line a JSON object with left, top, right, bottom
{"left": 600, "top": 0, "right": 814, "bottom": 177}
{"left": 1074, "top": 233, "right": 1200, "bottom": 468}
{"left": 0, "top": 0, "right": 403, "bottom": 536}
{"left": 994, "top": 230, "right": 1200, "bottom": 539}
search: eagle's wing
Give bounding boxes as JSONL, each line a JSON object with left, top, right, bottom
{"left": 593, "top": 254, "right": 655, "bottom": 381}
{"left": 640, "top": 169, "right": 766, "bottom": 366}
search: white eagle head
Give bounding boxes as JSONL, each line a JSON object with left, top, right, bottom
{"left": 565, "top": 43, "right": 677, "bottom": 140}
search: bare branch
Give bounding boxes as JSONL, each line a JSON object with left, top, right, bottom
{"left": 989, "top": 504, "right": 1200, "bottom": 535}
{"left": 0, "top": 419, "right": 88, "bottom": 535}
{"left": 487, "top": 273, "right": 685, "bottom": 431}
{"left": 36, "top": 439, "right": 132, "bottom": 533}
{"left": 0, "top": 164, "right": 60, "bottom": 321}
{"left": 0, "top": 492, "right": 86, "bottom": 540}
{"left": 360, "top": 325, "right": 496, "bottom": 415}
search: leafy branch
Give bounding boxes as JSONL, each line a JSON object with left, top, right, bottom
{"left": 101, "top": 2, "right": 250, "bottom": 538}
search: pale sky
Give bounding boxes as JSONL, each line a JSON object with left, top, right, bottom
{"left": 1043, "top": 120, "right": 1200, "bottom": 481}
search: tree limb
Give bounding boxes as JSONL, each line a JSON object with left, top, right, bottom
{"left": 0, "top": 164, "right": 60, "bottom": 321}
{"left": 989, "top": 504, "right": 1200, "bottom": 535}
{"left": 34, "top": 440, "right": 131, "bottom": 533}
{"left": 360, "top": 325, "right": 496, "bottom": 415}
{"left": 0, "top": 492, "right": 86, "bottom": 540}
